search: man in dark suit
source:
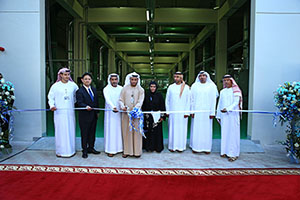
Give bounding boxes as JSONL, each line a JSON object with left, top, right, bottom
{"left": 76, "top": 72, "right": 100, "bottom": 158}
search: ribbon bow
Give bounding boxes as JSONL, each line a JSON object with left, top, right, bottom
{"left": 128, "top": 107, "right": 145, "bottom": 138}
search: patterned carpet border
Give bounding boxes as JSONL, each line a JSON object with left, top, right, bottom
{"left": 1, "top": 164, "right": 300, "bottom": 176}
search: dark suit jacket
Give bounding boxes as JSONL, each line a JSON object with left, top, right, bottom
{"left": 76, "top": 86, "right": 99, "bottom": 123}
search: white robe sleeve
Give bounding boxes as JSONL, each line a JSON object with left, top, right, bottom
{"left": 190, "top": 85, "right": 195, "bottom": 114}
{"left": 165, "top": 87, "right": 170, "bottom": 114}
{"left": 134, "top": 87, "right": 144, "bottom": 109}
{"left": 184, "top": 86, "right": 191, "bottom": 116}
{"left": 73, "top": 84, "right": 79, "bottom": 104}
{"left": 48, "top": 84, "right": 56, "bottom": 109}
{"left": 210, "top": 86, "right": 218, "bottom": 116}
{"left": 103, "top": 88, "right": 116, "bottom": 109}
{"left": 119, "top": 88, "right": 126, "bottom": 109}
{"left": 216, "top": 91, "right": 222, "bottom": 119}
{"left": 226, "top": 95, "right": 240, "bottom": 111}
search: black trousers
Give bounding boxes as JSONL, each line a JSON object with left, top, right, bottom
{"left": 79, "top": 117, "right": 97, "bottom": 152}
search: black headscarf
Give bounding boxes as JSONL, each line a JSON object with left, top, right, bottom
{"left": 149, "top": 81, "right": 158, "bottom": 98}
{"left": 142, "top": 81, "right": 165, "bottom": 112}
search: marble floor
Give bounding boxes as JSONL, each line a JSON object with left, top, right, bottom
{"left": 0, "top": 137, "right": 299, "bottom": 169}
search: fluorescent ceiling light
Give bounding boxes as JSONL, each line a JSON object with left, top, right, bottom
{"left": 146, "top": 10, "right": 150, "bottom": 21}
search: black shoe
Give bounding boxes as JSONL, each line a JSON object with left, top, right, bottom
{"left": 87, "top": 148, "right": 101, "bottom": 154}
{"left": 82, "top": 152, "right": 88, "bottom": 159}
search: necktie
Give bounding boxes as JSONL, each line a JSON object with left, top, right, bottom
{"left": 88, "top": 88, "right": 94, "bottom": 102}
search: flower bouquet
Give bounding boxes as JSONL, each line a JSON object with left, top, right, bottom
{"left": 0, "top": 78, "right": 15, "bottom": 153}
{"left": 275, "top": 81, "right": 300, "bottom": 163}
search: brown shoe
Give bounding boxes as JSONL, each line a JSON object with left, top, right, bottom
{"left": 122, "top": 154, "right": 129, "bottom": 158}
{"left": 169, "top": 149, "right": 175, "bottom": 152}
{"left": 108, "top": 154, "right": 114, "bottom": 157}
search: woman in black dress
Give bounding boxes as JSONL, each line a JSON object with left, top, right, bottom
{"left": 142, "top": 81, "right": 166, "bottom": 152}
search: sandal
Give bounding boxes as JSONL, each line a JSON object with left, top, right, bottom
{"left": 122, "top": 154, "right": 129, "bottom": 158}
{"left": 228, "top": 157, "right": 238, "bottom": 162}
{"left": 220, "top": 154, "right": 228, "bottom": 158}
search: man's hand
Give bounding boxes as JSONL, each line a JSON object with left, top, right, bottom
{"left": 191, "top": 114, "right": 195, "bottom": 118}
{"left": 221, "top": 108, "right": 227, "bottom": 113}
{"left": 184, "top": 115, "right": 189, "bottom": 118}
{"left": 166, "top": 114, "right": 169, "bottom": 118}
{"left": 86, "top": 106, "right": 93, "bottom": 111}
{"left": 50, "top": 107, "right": 57, "bottom": 111}
{"left": 113, "top": 107, "right": 118, "bottom": 113}
{"left": 122, "top": 107, "right": 127, "bottom": 112}
{"left": 159, "top": 117, "right": 164, "bottom": 122}
{"left": 209, "top": 115, "right": 215, "bottom": 119}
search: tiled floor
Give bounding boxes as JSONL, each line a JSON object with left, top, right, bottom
{"left": 0, "top": 137, "right": 299, "bottom": 169}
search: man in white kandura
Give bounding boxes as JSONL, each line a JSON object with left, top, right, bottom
{"left": 48, "top": 68, "right": 78, "bottom": 158}
{"left": 166, "top": 71, "right": 190, "bottom": 152}
{"left": 103, "top": 73, "right": 123, "bottom": 157}
{"left": 190, "top": 71, "right": 219, "bottom": 154}
{"left": 216, "top": 74, "right": 242, "bottom": 162}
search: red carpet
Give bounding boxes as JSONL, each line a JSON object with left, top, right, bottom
{"left": 0, "top": 165, "right": 300, "bottom": 200}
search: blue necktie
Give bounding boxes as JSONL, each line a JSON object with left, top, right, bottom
{"left": 88, "top": 88, "right": 94, "bottom": 102}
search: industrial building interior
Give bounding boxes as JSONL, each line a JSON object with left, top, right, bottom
{"left": 45, "top": 0, "right": 250, "bottom": 138}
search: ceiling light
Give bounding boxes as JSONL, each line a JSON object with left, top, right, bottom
{"left": 146, "top": 10, "right": 150, "bottom": 21}
{"left": 213, "top": 6, "right": 220, "bottom": 10}
{"left": 148, "top": 36, "right": 151, "bottom": 42}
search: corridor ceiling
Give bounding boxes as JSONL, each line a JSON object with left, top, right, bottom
{"left": 57, "top": 0, "right": 246, "bottom": 78}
